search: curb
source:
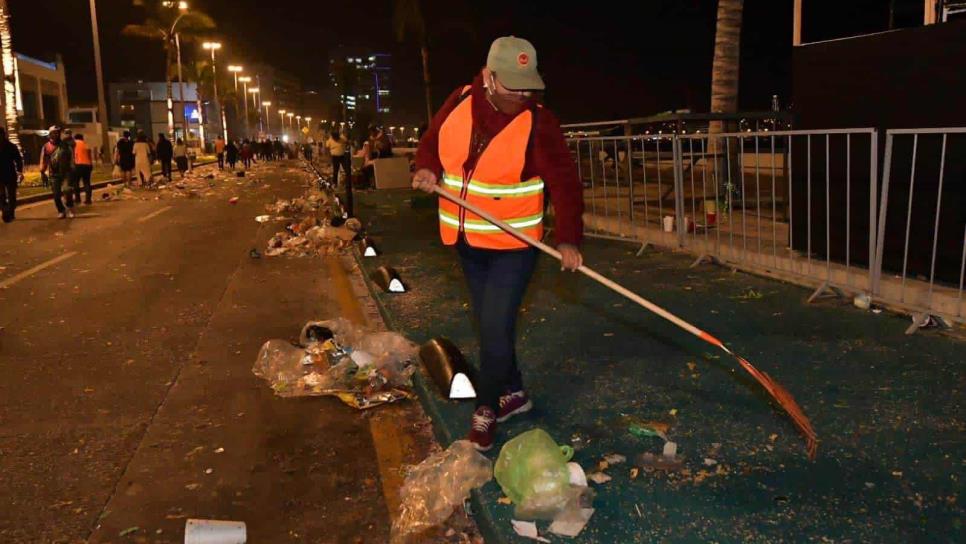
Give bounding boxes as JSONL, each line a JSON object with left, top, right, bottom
{"left": 18, "top": 160, "right": 218, "bottom": 205}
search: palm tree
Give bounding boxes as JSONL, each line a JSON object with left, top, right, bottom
{"left": 184, "top": 59, "right": 214, "bottom": 144}
{"left": 0, "top": 0, "right": 20, "bottom": 147}
{"left": 709, "top": 0, "right": 743, "bottom": 199}
{"left": 122, "top": 1, "right": 214, "bottom": 140}
{"left": 393, "top": 0, "right": 433, "bottom": 125}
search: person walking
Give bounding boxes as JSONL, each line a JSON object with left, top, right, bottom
{"left": 326, "top": 128, "right": 352, "bottom": 213}
{"left": 215, "top": 135, "right": 226, "bottom": 170}
{"left": 173, "top": 138, "right": 189, "bottom": 179}
{"left": 40, "top": 126, "right": 77, "bottom": 218}
{"left": 226, "top": 139, "right": 239, "bottom": 170}
{"left": 115, "top": 130, "right": 135, "bottom": 185}
{"left": 73, "top": 133, "right": 94, "bottom": 205}
{"left": 240, "top": 139, "right": 254, "bottom": 169}
{"left": 0, "top": 127, "right": 23, "bottom": 223}
{"left": 133, "top": 131, "right": 154, "bottom": 187}
{"left": 156, "top": 133, "right": 173, "bottom": 182}
{"left": 412, "top": 36, "right": 584, "bottom": 451}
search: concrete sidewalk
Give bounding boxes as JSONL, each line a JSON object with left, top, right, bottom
{"left": 354, "top": 189, "right": 964, "bottom": 543}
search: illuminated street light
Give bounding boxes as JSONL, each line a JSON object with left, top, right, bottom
{"left": 202, "top": 42, "right": 227, "bottom": 141}
{"left": 262, "top": 101, "right": 272, "bottom": 134}
{"left": 238, "top": 76, "right": 252, "bottom": 136}
{"left": 227, "top": 64, "right": 243, "bottom": 92}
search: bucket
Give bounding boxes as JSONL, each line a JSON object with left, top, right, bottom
{"left": 184, "top": 519, "right": 247, "bottom": 544}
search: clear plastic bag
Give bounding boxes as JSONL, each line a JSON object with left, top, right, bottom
{"left": 494, "top": 428, "right": 575, "bottom": 520}
{"left": 253, "top": 320, "right": 418, "bottom": 408}
{"left": 391, "top": 440, "right": 493, "bottom": 542}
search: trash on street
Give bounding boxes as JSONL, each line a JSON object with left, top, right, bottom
{"left": 252, "top": 318, "right": 417, "bottom": 409}
{"left": 494, "top": 428, "right": 577, "bottom": 520}
{"left": 391, "top": 440, "right": 492, "bottom": 542}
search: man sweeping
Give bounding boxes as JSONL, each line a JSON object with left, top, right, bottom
{"left": 413, "top": 36, "right": 584, "bottom": 451}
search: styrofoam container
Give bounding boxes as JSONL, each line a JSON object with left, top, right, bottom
{"left": 184, "top": 519, "right": 246, "bottom": 544}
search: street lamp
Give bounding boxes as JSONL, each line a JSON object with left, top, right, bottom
{"left": 262, "top": 101, "right": 272, "bottom": 134}
{"left": 202, "top": 41, "right": 227, "bottom": 141}
{"left": 248, "top": 87, "right": 260, "bottom": 133}
{"left": 162, "top": 1, "right": 191, "bottom": 142}
{"left": 238, "top": 76, "right": 251, "bottom": 137}
{"left": 227, "top": 65, "right": 242, "bottom": 92}
{"left": 288, "top": 112, "right": 295, "bottom": 131}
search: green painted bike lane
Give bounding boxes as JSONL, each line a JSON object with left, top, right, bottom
{"left": 354, "top": 189, "right": 964, "bottom": 543}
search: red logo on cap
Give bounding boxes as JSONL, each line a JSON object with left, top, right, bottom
{"left": 517, "top": 53, "right": 529, "bottom": 66}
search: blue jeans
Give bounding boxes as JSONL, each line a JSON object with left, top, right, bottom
{"left": 456, "top": 237, "right": 538, "bottom": 410}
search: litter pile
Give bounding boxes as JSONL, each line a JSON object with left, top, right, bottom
{"left": 262, "top": 190, "right": 363, "bottom": 257}
{"left": 392, "top": 440, "right": 493, "bottom": 543}
{"left": 252, "top": 318, "right": 417, "bottom": 409}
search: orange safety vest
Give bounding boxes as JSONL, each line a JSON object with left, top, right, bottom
{"left": 437, "top": 87, "right": 544, "bottom": 250}
{"left": 74, "top": 140, "right": 92, "bottom": 165}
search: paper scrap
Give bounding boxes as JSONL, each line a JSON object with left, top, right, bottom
{"left": 549, "top": 508, "right": 595, "bottom": 538}
{"left": 603, "top": 453, "right": 626, "bottom": 465}
{"left": 567, "top": 462, "right": 587, "bottom": 487}
{"left": 587, "top": 472, "right": 612, "bottom": 484}
{"left": 511, "top": 520, "right": 550, "bottom": 543}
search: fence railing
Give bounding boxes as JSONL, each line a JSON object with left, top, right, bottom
{"left": 568, "top": 127, "right": 966, "bottom": 331}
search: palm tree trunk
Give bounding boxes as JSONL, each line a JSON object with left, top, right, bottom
{"left": 0, "top": 0, "right": 20, "bottom": 147}
{"left": 421, "top": 44, "right": 432, "bottom": 125}
{"left": 709, "top": 0, "right": 743, "bottom": 203}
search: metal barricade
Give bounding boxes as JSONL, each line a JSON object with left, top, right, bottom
{"left": 569, "top": 134, "right": 681, "bottom": 251}
{"left": 678, "top": 129, "right": 879, "bottom": 302}
{"left": 872, "top": 128, "right": 966, "bottom": 330}
{"left": 571, "top": 128, "right": 880, "bottom": 305}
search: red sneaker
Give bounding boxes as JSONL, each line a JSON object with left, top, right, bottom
{"left": 468, "top": 406, "right": 497, "bottom": 452}
{"left": 497, "top": 390, "right": 533, "bottom": 423}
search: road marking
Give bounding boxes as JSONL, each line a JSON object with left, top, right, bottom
{"left": 325, "top": 256, "right": 412, "bottom": 518}
{"left": 0, "top": 251, "right": 77, "bottom": 289}
{"left": 137, "top": 206, "right": 172, "bottom": 223}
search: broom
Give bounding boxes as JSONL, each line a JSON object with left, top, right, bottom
{"left": 434, "top": 187, "right": 818, "bottom": 459}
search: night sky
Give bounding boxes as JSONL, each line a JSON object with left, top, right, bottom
{"left": 8, "top": 0, "right": 904, "bottom": 125}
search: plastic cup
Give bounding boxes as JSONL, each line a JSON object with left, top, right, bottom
{"left": 662, "top": 216, "right": 675, "bottom": 232}
{"left": 184, "top": 519, "right": 247, "bottom": 544}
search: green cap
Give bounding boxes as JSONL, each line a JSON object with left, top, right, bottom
{"left": 486, "top": 36, "right": 545, "bottom": 91}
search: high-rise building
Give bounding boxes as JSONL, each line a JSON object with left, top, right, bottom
{"left": 329, "top": 48, "right": 391, "bottom": 118}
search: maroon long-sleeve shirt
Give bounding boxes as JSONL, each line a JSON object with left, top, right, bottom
{"left": 415, "top": 74, "right": 584, "bottom": 246}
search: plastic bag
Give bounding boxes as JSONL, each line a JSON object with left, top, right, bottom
{"left": 253, "top": 320, "right": 417, "bottom": 408}
{"left": 391, "top": 440, "right": 492, "bottom": 542}
{"left": 494, "top": 429, "right": 575, "bottom": 520}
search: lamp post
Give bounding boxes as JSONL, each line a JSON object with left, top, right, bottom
{"left": 262, "top": 101, "right": 272, "bottom": 135}
{"left": 287, "top": 113, "right": 295, "bottom": 135}
{"left": 161, "top": 1, "right": 190, "bottom": 141}
{"left": 248, "top": 87, "right": 260, "bottom": 134}
{"left": 227, "top": 65, "right": 242, "bottom": 92}
{"left": 238, "top": 76, "right": 251, "bottom": 137}
{"left": 277, "top": 109, "right": 286, "bottom": 137}
{"left": 88, "top": 0, "right": 109, "bottom": 159}
{"left": 202, "top": 41, "right": 227, "bottom": 141}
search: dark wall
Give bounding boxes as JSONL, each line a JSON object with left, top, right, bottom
{"left": 791, "top": 20, "right": 966, "bottom": 284}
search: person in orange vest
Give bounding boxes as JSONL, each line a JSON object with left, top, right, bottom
{"left": 413, "top": 36, "right": 584, "bottom": 451}
{"left": 73, "top": 133, "right": 94, "bottom": 205}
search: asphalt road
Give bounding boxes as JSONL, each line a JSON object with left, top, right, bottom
{"left": 0, "top": 162, "right": 440, "bottom": 543}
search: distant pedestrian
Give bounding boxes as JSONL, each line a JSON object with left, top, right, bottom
{"left": 226, "top": 139, "right": 238, "bottom": 170}
{"left": 326, "top": 129, "right": 352, "bottom": 215}
{"left": 73, "top": 133, "right": 94, "bottom": 205}
{"left": 156, "top": 133, "right": 173, "bottom": 181}
{"left": 133, "top": 131, "right": 153, "bottom": 186}
{"left": 40, "top": 126, "right": 76, "bottom": 218}
{"left": 174, "top": 138, "right": 189, "bottom": 178}
{"left": 0, "top": 127, "right": 24, "bottom": 223}
{"left": 302, "top": 142, "right": 313, "bottom": 161}
{"left": 240, "top": 139, "right": 254, "bottom": 169}
{"left": 115, "top": 130, "right": 135, "bottom": 185}
{"left": 215, "top": 135, "right": 226, "bottom": 170}
{"left": 273, "top": 138, "right": 284, "bottom": 161}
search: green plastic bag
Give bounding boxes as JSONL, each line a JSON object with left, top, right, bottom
{"left": 494, "top": 428, "right": 575, "bottom": 520}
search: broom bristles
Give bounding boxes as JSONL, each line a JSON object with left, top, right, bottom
{"left": 734, "top": 355, "right": 818, "bottom": 459}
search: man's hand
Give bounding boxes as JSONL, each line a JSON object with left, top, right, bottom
{"left": 412, "top": 168, "right": 438, "bottom": 193}
{"left": 558, "top": 243, "right": 583, "bottom": 272}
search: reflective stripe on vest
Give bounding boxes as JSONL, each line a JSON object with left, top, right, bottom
{"left": 441, "top": 174, "right": 544, "bottom": 198}
{"left": 436, "top": 85, "right": 543, "bottom": 250}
